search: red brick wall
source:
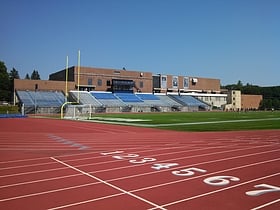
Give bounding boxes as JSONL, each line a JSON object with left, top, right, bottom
{"left": 241, "top": 94, "right": 263, "bottom": 109}
{"left": 14, "top": 79, "right": 76, "bottom": 93}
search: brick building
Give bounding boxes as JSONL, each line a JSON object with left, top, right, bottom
{"left": 241, "top": 94, "right": 263, "bottom": 110}
{"left": 48, "top": 66, "right": 221, "bottom": 94}
{"left": 49, "top": 66, "right": 153, "bottom": 93}
{"left": 13, "top": 66, "right": 263, "bottom": 111}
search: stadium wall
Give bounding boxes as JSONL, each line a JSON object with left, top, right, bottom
{"left": 241, "top": 94, "right": 263, "bottom": 110}
{"left": 14, "top": 79, "right": 76, "bottom": 92}
{"left": 187, "top": 77, "right": 220, "bottom": 92}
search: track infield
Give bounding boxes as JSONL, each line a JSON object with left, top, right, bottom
{"left": 0, "top": 118, "right": 279, "bottom": 210}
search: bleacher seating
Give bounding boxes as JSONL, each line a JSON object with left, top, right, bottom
{"left": 136, "top": 93, "right": 159, "bottom": 100}
{"left": 17, "top": 90, "right": 65, "bottom": 107}
{"left": 156, "top": 95, "right": 182, "bottom": 107}
{"left": 115, "top": 93, "right": 143, "bottom": 103}
{"left": 70, "top": 91, "right": 102, "bottom": 106}
{"left": 91, "top": 92, "right": 117, "bottom": 100}
{"left": 16, "top": 91, "right": 34, "bottom": 107}
{"left": 90, "top": 92, "right": 126, "bottom": 107}
{"left": 170, "top": 95, "right": 208, "bottom": 107}
{"left": 135, "top": 93, "right": 169, "bottom": 107}
{"left": 16, "top": 89, "right": 212, "bottom": 114}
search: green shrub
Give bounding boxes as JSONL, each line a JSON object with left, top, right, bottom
{"left": 0, "top": 105, "right": 20, "bottom": 114}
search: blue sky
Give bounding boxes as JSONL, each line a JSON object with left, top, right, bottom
{"left": 1, "top": 0, "right": 279, "bottom": 86}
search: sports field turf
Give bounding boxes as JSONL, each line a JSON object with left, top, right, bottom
{"left": 89, "top": 111, "right": 280, "bottom": 131}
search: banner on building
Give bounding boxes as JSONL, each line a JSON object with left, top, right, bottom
{"left": 184, "top": 77, "right": 189, "bottom": 89}
{"left": 172, "top": 76, "right": 178, "bottom": 89}
{"left": 161, "top": 75, "right": 167, "bottom": 89}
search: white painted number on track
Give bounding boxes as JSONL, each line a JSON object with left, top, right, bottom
{"left": 101, "top": 151, "right": 124, "bottom": 156}
{"left": 246, "top": 184, "right": 280, "bottom": 196}
{"left": 100, "top": 150, "right": 280, "bottom": 205}
{"left": 152, "top": 163, "right": 179, "bottom": 170}
{"left": 112, "top": 154, "right": 139, "bottom": 160}
{"left": 130, "top": 157, "right": 157, "bottom": 164}
{"left": 172, "top": 167, "right": 207, "bottom": 176}
{"left": 204, "top": 176, "right": 240, "bottom": 186}
{"left": 101, "top": 151, "right": 156, "bottom": 164}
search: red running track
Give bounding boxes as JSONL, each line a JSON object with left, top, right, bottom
{"left": 0, "top": 118, "right": 279, "bottom": 210}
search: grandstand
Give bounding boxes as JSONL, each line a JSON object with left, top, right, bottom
{"left": 62, "top": 91, "right": 207, "bottom": 117}
{"left": 13, "top": 65, "right": 262, "bottom": 116}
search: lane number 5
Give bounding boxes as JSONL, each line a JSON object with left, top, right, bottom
{"left": 172, "top": 167, "right": 207, "bottom": 176}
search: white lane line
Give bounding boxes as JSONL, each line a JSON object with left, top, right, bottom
{"left": 0, "top": 182, "right": 97, "bottom": 202}
{"left": 0, "top": 139, "right": 191, "bottom": 165}
{"left": 46, "top": 158, "right": 280, "bottom": 210}
{"left": 0, "top": 165, "right": 66, "bottom": 178}
{"left": 0, "top": 130, "right": 276, "bottom": 164}
{"left": 0, "top": 161, "right": 58, "bottom": 171}
{"left": 0, "top": 143, "right": 268, "bottom": 179}
{"left": 48, "top": 192, "right": 126, "bottom": 210}
{"left": 50, "top": 157, "right": 166, "bottom": 210}
{"left": 0, "top": 143, "right": 234, "bottom": 177}
{"left": 132, "top": 158, "right": 280, "bottom": 194}
{"left": 251, "top": 198, "right": 280, "bottom": 210}
{"left": 1, "top": 147, "right": 278, "bottom": 187}
{"left": 89, "top": 117, "right": 280, "bottom": 127}
{"left": 148, "top": 172, "right": 280, "bottom": 210}
{"left": 0, "top": 156, "right": 279, "bottom": 204}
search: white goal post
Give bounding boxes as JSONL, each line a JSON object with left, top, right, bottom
{"left": 63, "top": 104, "right": 95, "bottom": 120}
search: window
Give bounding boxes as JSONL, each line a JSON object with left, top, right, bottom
{"left": 139, "top": 81, "right": 144, "bottom": 88}
{"left": 112, "top": 79, "right": 134, "bottom": 93}
{"left": 98, "top": 79, "right": 102, "bottom": 86}
{"left": 88, "top": 78, "right": 92, "bottom": 85}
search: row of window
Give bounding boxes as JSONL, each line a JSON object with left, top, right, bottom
{"left": 200, "top": 96, "right": 227, "bottom": 102}
{"left": 87, "top": 78, "right": 144, "bottom": 88}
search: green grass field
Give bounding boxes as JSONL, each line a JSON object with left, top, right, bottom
{"left": 89, "top": 111, "right": 280, "bottom": 132}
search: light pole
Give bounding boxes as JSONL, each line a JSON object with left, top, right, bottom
{"left": 34, "top": 84, "right": 38, "bottom": 115}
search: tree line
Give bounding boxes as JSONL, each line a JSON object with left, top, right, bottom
{"left": 0, "top": 61, "right": 41, "bottom": 102}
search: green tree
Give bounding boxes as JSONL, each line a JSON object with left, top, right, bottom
{"left": 0, "top": 61, "right": 10, "bottom": 102}
{"left": 9, "top": 68, "right": 20, "bottom": 80}
{"left": 236, "top": 80, "right": 243, "bottom": 90}
{"left": 9, "top": 68, "right": 20, "bottom": 101}
{"left": 31, "top": 70, "right": 41, "bottom": 80}
{"left": 25, "top": 73, "right": 30, "bottom": 79}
